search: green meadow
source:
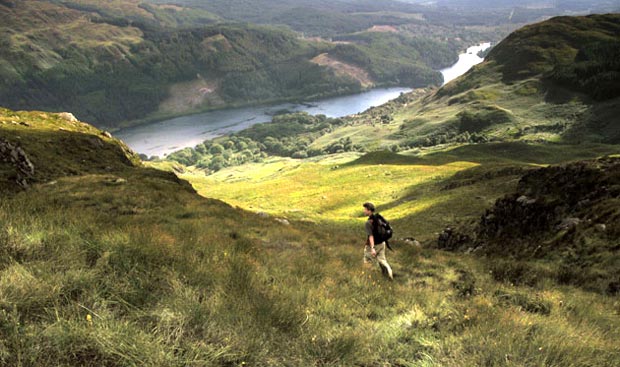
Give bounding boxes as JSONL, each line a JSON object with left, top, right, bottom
{"left": 2, "top": 108, "right": 620, "bottom": 366}
{"left": 175, "top": 142, "right": 620, "bottom": 242}
{"left": 2, "top": 12, "right": 620, "bottom": 366}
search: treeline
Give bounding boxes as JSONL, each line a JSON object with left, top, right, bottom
{"left": 331, "top": 32, "right": 456, "bottom": 86}
{"left": 149, "top": 0, "right": 425, "bottom": 36}
{"left": 396, "top": 107, "right": 510, "bottom": 149}
{"left": 166, "top": 112, "right": 364, "bottom": 172}
{"left": 547, "top": 40, "right": 620, "bottom": 101}
{"left": 0, "top": 22, "right": 359, "bottom": 128}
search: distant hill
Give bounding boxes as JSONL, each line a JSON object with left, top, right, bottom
{"left": 379, "top": 13, "right": 620, "bottom": 150}
{"left": 0, "top": 0, "right": 461, "bottom": 129}
{"left": 164, "top": 14, "right": 620, "bottom": 176}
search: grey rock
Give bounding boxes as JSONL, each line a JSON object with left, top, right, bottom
{"left": 257, "top": 212, "right": 270, "bottom": 218}
{"left": 58, "top": 112, "right": 78, "bottom": 122}
{"left": 0, "top": 138, "right": 35, "bottom": 189}
{"left": 275, "top": 218, "right": 290, "bottom": 226}
{"left": 556, "top": 217, "right": 581, "bottom": 230}
{"left": 595, "top": 223, "right": 607, "bottom": 232}
{"left": 402, "top": 237, "right": 421, "bottom": 247}
{"left": 516, "top": 195, "right": 536, "bottom": 205}
{"left": 106, "top": 177, "right": 127, "bottom": 186}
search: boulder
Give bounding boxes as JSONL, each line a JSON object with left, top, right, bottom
{"left": 275, "top": 218, "right": 290, "bottom": 226}
{"left": 556, "top": 217, "right": 581, "bottom": 230}
{"left": 0, "top": 138, "right": 35, "bottom": 189}
{"left": 58, "top": 112, "right": 78, "bottom": 122}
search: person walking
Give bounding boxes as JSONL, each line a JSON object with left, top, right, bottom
{"left": 362, "top": 202, "right": 393, "bottom": 280}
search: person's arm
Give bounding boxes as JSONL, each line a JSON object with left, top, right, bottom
{"left": 369, "top": 235, "right": 376, "bottom": 256}
{"left": 365, "top": 219, "right": 377, "bottom": 256}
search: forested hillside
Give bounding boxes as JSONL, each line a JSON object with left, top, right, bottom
{"left": 166, "top": 14, "right": 620, "bottom": 174}
{"left": 2, "top": 7, "right": 620, "bottom": 365}
{"left": 0, "top": 0, "right": 468, "bottom": 129}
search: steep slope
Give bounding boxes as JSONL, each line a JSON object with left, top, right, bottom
{"left": 395, "top": 13, "right": 620, "bottom": 147}
{"left": 3, "top": 106, "right": 620, "bottom": 366}
{"left": 0, "top": 108, "right": 140, "bottom": 192}
{"left": 438, "top": 156, "right": 620, "bottom": 294}
{"left": 0, "top": 0, "right": 464, "bottom": 129}
{"left": 290, "top": 13, "right": 620, "bottom": 151}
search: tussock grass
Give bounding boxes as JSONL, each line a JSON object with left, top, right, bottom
{"left": 2, "top": 108, "right": 620, "bottom": 365}
{"left": 2, "top": 177, "right": 620, "bottom": 365}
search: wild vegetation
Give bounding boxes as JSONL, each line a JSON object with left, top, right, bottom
{"left": 2, "top": 0, "right": 496, "bottom": 129}
{"left": 2, "top": 107, "right": 620, "bottom": 366}
{"left": 166, "top": 112, "right": 366, "bottom": 172}
{"left": 2, "top": 10, "right": 620, "bottom": 367}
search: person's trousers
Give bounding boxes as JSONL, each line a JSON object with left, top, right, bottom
{"left": 364, "top": 242, "right": 393, "bottom": 279}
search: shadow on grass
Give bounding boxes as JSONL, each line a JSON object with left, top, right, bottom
{"left": 343, "top": 141, "right": 620, "bottom": 168}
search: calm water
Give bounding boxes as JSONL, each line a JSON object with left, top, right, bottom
{"left": 440, "top": 42, "right": 492, "bottom": 85}
{"left": 115, "top": 87, "right": 411, "bottom": 157}
{"left": 115, "top": 42, "right": 490, "bottom": 157}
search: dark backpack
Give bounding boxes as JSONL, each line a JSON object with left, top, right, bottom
{"left": 372, "top": 213, "right": 394, "bottom": 250}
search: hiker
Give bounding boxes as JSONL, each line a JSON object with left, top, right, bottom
{"left": 362, "top": 202, "right": 393, "bottom": 280}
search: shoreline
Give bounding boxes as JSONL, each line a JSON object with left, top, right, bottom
{"left": 108, "top": 82, "right": 411, "bottom": 134}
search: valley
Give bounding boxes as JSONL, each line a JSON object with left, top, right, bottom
{"left": 1, "top": 3, "right": 619, "bottom": 367}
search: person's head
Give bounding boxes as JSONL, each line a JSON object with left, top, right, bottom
{"left": 363, "top": 202, "right": 375, "bottom": 216}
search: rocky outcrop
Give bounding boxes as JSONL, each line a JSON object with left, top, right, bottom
{"left": 58, "top": 112, "right": 78, "bottom": 122}
{"left": 437, "top": 157, "right": 620, "bottom": 294}
{"left": 476, "top": 157, "right": 620, "bottom": 254}
{"left": 0, "top": 138, "right": 35, "bottom": 189}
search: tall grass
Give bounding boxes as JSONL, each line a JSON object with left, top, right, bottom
{"left": 2, "top": 141, "right": 620, "bottom": 366}
{"left": 2, "top": 181, "right": 620, "bottom": 366}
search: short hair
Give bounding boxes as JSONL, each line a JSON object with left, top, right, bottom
{"left": 363, "top": 202, "right": 376, "bottom": 212}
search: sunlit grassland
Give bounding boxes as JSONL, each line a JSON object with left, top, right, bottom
{"left": 2, "top": 109, "right": 619, "bottom": 366}
{"left": 2, "top": 174, "right": 619, "bottom": 365}
{"left": 310, "top": 120, "right": 403, "bottom": 151}
{"left": 179, "top": 154, "right": 477, "bottom": 226}
{"left": 176, "top": 142, "right": 620, "bottom": 243}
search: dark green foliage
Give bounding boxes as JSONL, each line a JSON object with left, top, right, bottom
{"left": 452, "top": 269, "right": 477, "bottom": 297}
{"left": 487, "top": 260, "right": 547, "bottom": 287}
{"left": 167, "top": 112, "right": 352, "bottom": 172}
{"left": 149, "top": 0, "right": 424, "bottom": 36}
{"left": 330, "top": 32, "right": 453, "bottom": 87}
{"left": 325, "top": 137, "right": 363, "bottom": 154}
{"left": 547, "top": 39, "right": 620, "bottom": 100}
{"left": 404, "top": 127, "right": 491, "bottom": 148}
{"left": 457, "top": 106, "right": 513, "bottom": 133}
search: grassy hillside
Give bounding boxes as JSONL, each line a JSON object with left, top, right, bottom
{"left": 343, "top": 14, "right": 620, "bottom": 150}
{"left": 164, "top": 14, "right": 620, "bottom": 178}
{"left": 2, "top": 106, "right": 620, "bottom": 366}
